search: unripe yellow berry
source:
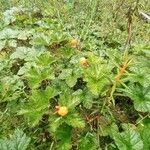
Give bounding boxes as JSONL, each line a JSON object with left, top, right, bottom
{"left": 70, "top": 39, "right": 79, "bottom": 48}
{"left": 80, "top": 57, "right": 89, "bottom": 68}
{"left": 57, "top": 106, "right": 68, "bottom": 117}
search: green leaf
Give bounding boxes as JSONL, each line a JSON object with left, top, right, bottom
{"left": 30, "top": 86, "right": 57, "bottom": 108}
{"left": 106, "top": 48, "right": 122, "bottom": 67}
{"left": 65, "top": 113, "right": 85, "bottom": 128}
{"left": 0, "top": 75, "right": 23, "bottom": 102}
{"left": 36, "top": 52, "right": 55, "bottom": 66}
{"left": 26, "top": 65, "right": 55, "bottom": 88}
{"left": 10, "top": 47, "right": 31, "bottom": 60}
{"left": 10, "top": 129, "right": 31, "bottom": 150}
{"left": 66, "top": 75, "right": 77, "bottom": 87}
{"left": 69, "top": 89, "right": 83, "bottom": 108}
{"left": 25, "top": 111, "right": 44, "bottom": 127}
{"left": 59, "top": 68, "right": 79, "bottom": 87}
{"left": 8, "top": 40, "right": 17, "bottom": 48}
{"left": 86, "top": 78, "right": 108, "bottom": 96}
{"left": 49, "top": 116, "right": 64, "bottom": 133}
{"left": 56, "top": 125, "right": 72, "bottom": 150}
{"left": 59, "top": 69, "right": 73, "bottom": 79}
{"left": 128, "top": 57, "right": 150, "bottom": 87}
{"left": 0, "top": 40, "right": 6, "bottom": 51}
{"left": 19, "top": 87, "right": 59, "bottom": 126}
{"left": 58, "top": 89, "right": 72, "bottom": 106}
{"left": 32, "top": 87, "right": 58, "bottom": 107}
{"left": 17, "top": 62, "right": 33, "bottom": 75}
{"left": 17, "top": 30, "right": 32, "bottom": 40}
{"left": 140, "top": 126, "right": 150, "bottom": 150}
{"left": 24, "top": 52, "right": 57, "bottom": 88}
{"left": 138, "top": 120, "right": 150, "bottom": 150}
{"left": 0, "top": 28, "right": 19, "bottom": 40}
{"left": 0, "top": 129, "right": 30, "bottom": 150}
{"left": 81, "top": 89, "right": 94, "bottom": 109}
{"left": 59, "top": 89, "right": 82, "bottom": 108}
{"left": 78, "top": 133, "right": 98, "bottom": 150}
{"left": 112, "top": 124, "right": 143, "bottom": 150}
{"left": 26, "top": 65, "right": 41, "bottom": 88}
{"left": 30, "top": 33, "right": 50, "bottom": 46}
{"left": 83, "top": 54, "right": 110, "bottom": 96}
{"left": 10, "top": 47, "right": 43, "bottom": 61}
{"left": 3, "top": 7, "right": 25, "bottom": 25}
{"left": 123, "top": 84, "right": 150, "bottom": 112}
{"left": 0, "top": 139, "right": 10, "bottom": 150}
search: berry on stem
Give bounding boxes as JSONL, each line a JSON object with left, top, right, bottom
{"left": 70, "top": 39, "right": 79, "bottom": 48}
{"left": 80, "top": 57, "right": 89, "bottom": 68}
{"left": 56, "top": 106, "right": 68, "bottom": 117}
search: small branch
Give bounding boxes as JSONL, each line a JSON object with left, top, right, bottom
{"left": 125, "top": 0, "right": 140, "bottom": 49}
{"left": 113, "top": 0, "right": 125, "bottom": 22}
{"left": 125, "top": 6, "right": 133, "bottom": 49}
{"left": 110, "top": 58, "right": 132, "bottom": 106}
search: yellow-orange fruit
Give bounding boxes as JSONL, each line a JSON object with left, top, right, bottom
{"left": 70, "top": 39, "right": 78, "bottom": 48}
{"left": 80, "top": 57, "right": 89, "bottom": 67}
{"left": 57, "top": 106, "right": 68, "bottom": 117}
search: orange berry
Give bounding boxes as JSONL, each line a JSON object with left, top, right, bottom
{"left": 57, "top": 106, "right": 68, "bottom": 117}
{"left": 70, "top": 39, "right": 79, "bottom": 48}
{"left": 80, "top": 57, "right": 89, "bottom": 68}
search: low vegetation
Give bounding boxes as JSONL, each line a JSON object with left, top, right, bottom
{"left": 0, "top": 0, "right": 150, "bottom": 149}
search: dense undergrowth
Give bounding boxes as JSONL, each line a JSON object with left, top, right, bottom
{"left": 0, "top": 0, "right": 150, "bottom": 150}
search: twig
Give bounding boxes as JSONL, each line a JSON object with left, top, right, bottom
{"left": 125, "top": 6, "right": 133, "bottom": 49}
{"left": 110, "top": 57, "right": 132, "bottom": 105}
{"left": 113, "top": 0, "right": 125, "bottom": 22}
{"left": 125, "top": 0, "right": 140, "bottom": 49}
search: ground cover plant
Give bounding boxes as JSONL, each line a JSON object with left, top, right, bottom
{"left": 0, "top": 0, "right": 150, "bottom": 149}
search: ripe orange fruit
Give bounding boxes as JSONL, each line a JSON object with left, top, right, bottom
{"left": 57, "top": 106, "right": 68, "bottom": 117}
{"left": 80, "top": 57, "right": 89, "bottom": 68}
{"left": 70, "top": 39, "right": 79, "bottom": 48}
